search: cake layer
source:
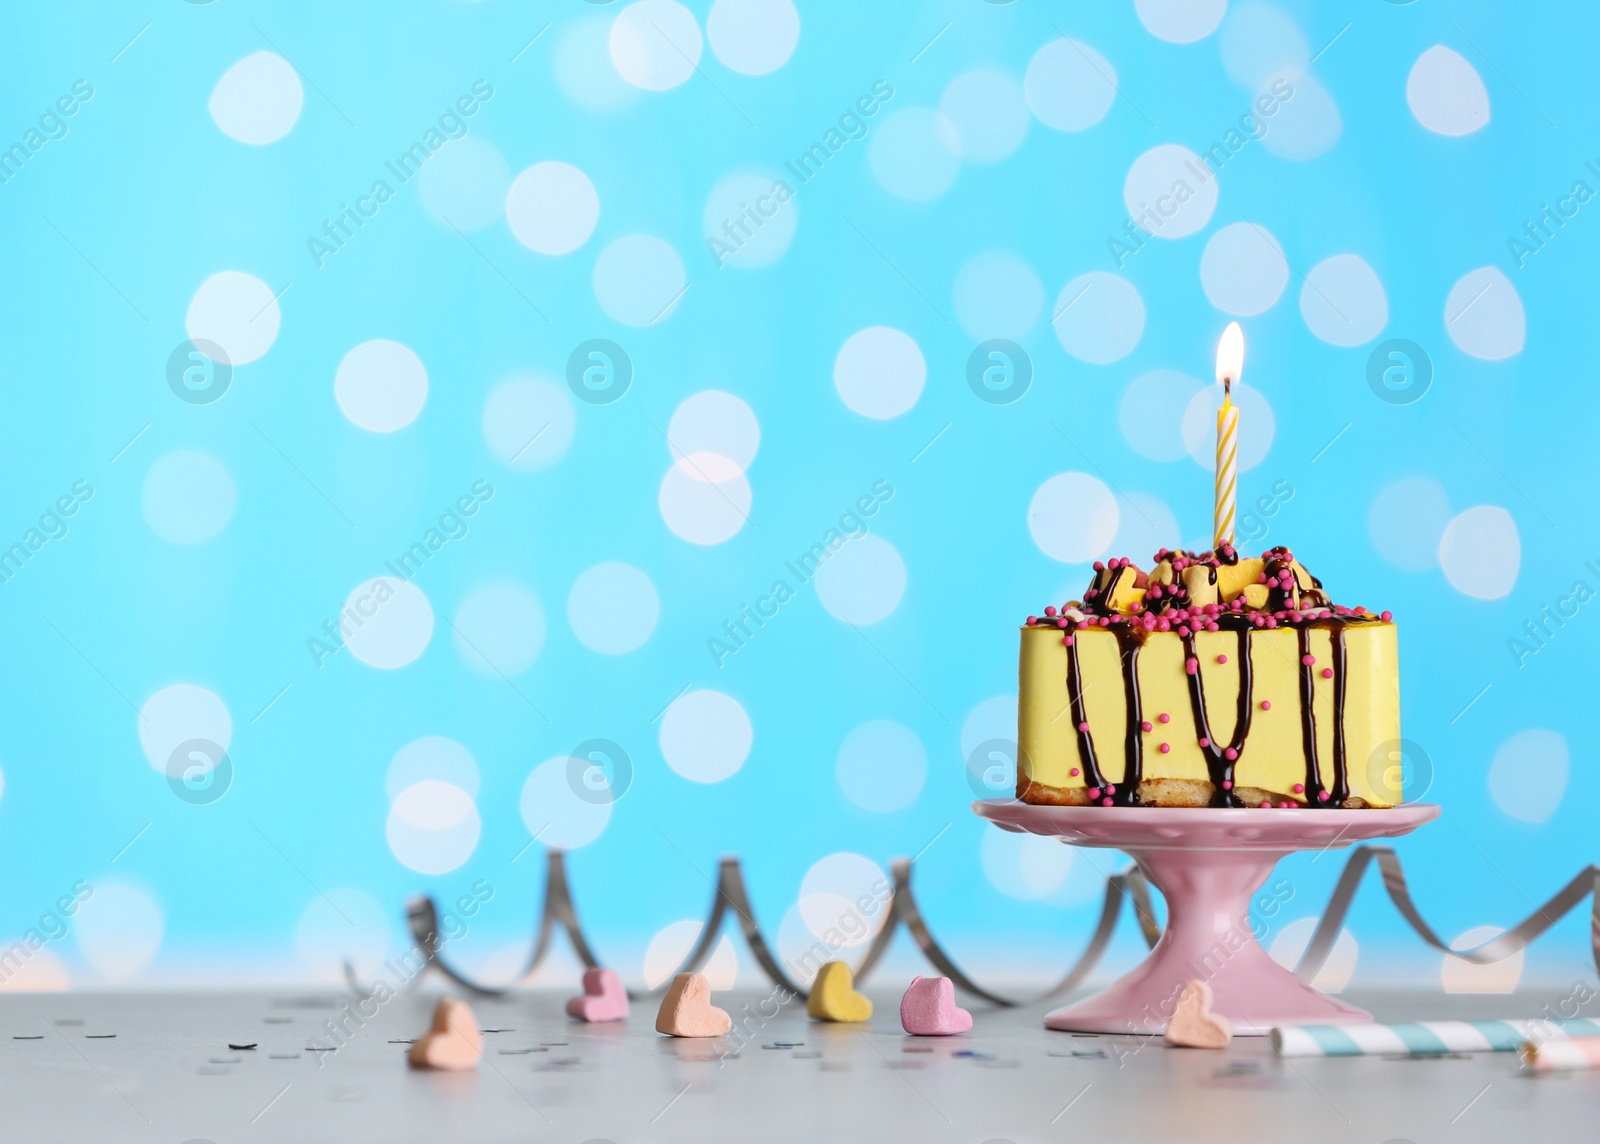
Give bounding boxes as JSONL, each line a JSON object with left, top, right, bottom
{"left": 1017, "top": 622, "right": 1401, "bottom": 807}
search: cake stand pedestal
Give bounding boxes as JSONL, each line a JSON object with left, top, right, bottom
{"left": 973, "top": 800, "right": 1440, "bottom": 1035}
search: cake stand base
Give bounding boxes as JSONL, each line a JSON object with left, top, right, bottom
{"left": 973, "top": 800, "right": 1440, "bottom": 1035}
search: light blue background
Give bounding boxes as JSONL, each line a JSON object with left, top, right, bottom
{"left": 0, "top": 0, "right": 1591, "bottom": 990}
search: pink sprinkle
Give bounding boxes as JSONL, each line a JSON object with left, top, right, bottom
{"left": 1185, "top": 658, "right": 1198, "bottom": 675}
{"left": 1217, "top": 654, "right": 1228, "bottom": 664}
{"left": 1141, "top": 721, "right": 1152, "bottom": 732}
{"left": 1086, "top": 787, "right": 1101, "bottom": 799}
{"left": 1105, "top": 784, "right": 1116, "bottom": 795}
{"left": 1292, "top": 783, "right": 1304, "bottom": 794}
{"left": 1317, "top": 790, "right": 1331, "bottom": 802}
{"left": 1301, "top": 654, "right": 1315, "bottom": 666}
{"left": 1321, "top": 667, "right": 1333, "bottom": 678}
{"left": 1077, "top": 722, "right": 1090, "bottom": 733}
{"left": 1261, "top": 801, "right": 1274, "bottom": 809}
{"left": 1099, "top": 617, "right": 1111, "bottom": 627}
{"left": 1197, "top": 737, "right": 1210, "bottom": 748}
{"left": 1044, "top": 606, "right": 1057, "bottom": 617}
{"left": 1092, "top": 561, "right": 1104, "bottom": 572}
{"left": 1101, "top": 797, "right": 1114, "bottom": 806}
{"left": 1158, "top": 713, "right": 1170, "bottom": 724}
{"left": 1381, "top": 610, "right": 1393, "bottom": 622}
{"left": 1078, "top": 620, "right": 1092, "bottom": 630}
{"left": 1178, "top": 626, "right": 1191, "bottom": 637}
{"left": 1207, "top": 622, "right": 1220, "bottom": 632}
{"left": 1063, "top": 635, "right": 1075, "bottom": 646}
{"left": 1224, "top": 747, "right": 1238, "bottom": 761}
{"left": 1221, "top": 780, "right": 1233, "bottom": 790}
{"left": 1027, "top": 615, "right": 1037, "bottom": 625}
{"left": 1260, "top": 700, "right": 1272, "bottom": 711}
{"left": 1056, "top": 618, "right": 1069, "bottom": 629}
{"left": 1070, "top": 768, "right": 1080, "bottom": 777}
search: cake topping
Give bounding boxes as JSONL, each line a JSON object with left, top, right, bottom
{"left": 1028, "top": 545, "right": 1384, "bottom": 630}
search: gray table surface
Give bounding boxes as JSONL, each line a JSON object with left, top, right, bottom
{"left": 1, "top": 987, "right": 1590, "bottom": 1143}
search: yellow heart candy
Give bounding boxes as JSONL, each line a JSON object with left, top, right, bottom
{"left": 807, "top": 961, "right": 873, "bottom": 1023}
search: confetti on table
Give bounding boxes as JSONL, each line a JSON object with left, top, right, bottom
{"left": 533, "top": 1056, "right": 586, "bottom": 1071}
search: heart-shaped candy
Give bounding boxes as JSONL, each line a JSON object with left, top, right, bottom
{"left": 407, "top": 997, "right": 482, "bottom": 1071}
{"left": 1163, "top": 980, "right": 1232, "bottom": 1049}
{"left": 655, "top": 972, "right": 732, "bottom": 1038}
{"left": 807, "top": 960, "right": 873, "bottom": 1023}
{"left": 567, "top": 967, "right": 630, "bottom": 1023}
{"left": 899, "top": 976, "right": 972, "bottom": 1036}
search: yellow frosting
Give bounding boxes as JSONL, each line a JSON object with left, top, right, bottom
{"left": 1017, "top": 622, "right": 1401, "bottom": 805}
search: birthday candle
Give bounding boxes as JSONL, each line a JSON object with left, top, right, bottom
{"left": 1213, "top": 322, "right": 1244, "bottom": 549}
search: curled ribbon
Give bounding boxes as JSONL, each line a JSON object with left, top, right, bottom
{"left": 349, "top": 846, "right": 1598, "bottom": 1002}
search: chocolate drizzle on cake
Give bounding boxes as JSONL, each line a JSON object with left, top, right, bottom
{"left": 1115, "top": 630, "right": 1143, "bottom": 807}
{"left": 1178, "top": 627, "right": 1254, "bottom": 808}
{"left": 1063, "top": 635, "right": 1104, "bottom": 791}
{"left": 1026, "top": 545, "right": 1391, "bottom": 810}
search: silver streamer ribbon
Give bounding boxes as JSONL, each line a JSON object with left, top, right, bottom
{"left": 1293, "top": 846, "right": 1600, "bottom": 979}
{"left": 349, "top": 846, "right": 1598, "bottom": 1002}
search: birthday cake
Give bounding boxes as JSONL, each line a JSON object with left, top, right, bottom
{"left": 1017, "top": 544, "right": 1400, "bottom": 809}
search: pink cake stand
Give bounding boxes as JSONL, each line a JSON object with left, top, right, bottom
{"left": 973, "top": 799, "right": 1440, "bottom": 1035}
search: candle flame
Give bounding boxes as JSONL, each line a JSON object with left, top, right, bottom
{"left": 1215, "top": 321, "right": 1244, "bottom": 395}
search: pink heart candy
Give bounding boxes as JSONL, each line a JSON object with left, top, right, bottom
{"left": 899, "top": 975, "right": 973, "bottom": 1036}
{"left": 566, "top": 967, "right": 630, "bottom": 1023}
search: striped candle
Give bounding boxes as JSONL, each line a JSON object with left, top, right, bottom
{"left": 1272, "top": 1018, "right": 1600, "bottom": 1058}
{"left": 1213, "top": 322, "right": 1243, "bottom": 549}
{"left": 1522, "top": 1034, "right": 1600, "bottom": 1072}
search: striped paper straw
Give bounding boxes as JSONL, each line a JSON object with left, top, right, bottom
{"left": 1522, "top": 1035, "right": 1600, "bottom": 1072}
{"left": 1272, "top": 1018, "right": 1600, "bottom": 1058}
